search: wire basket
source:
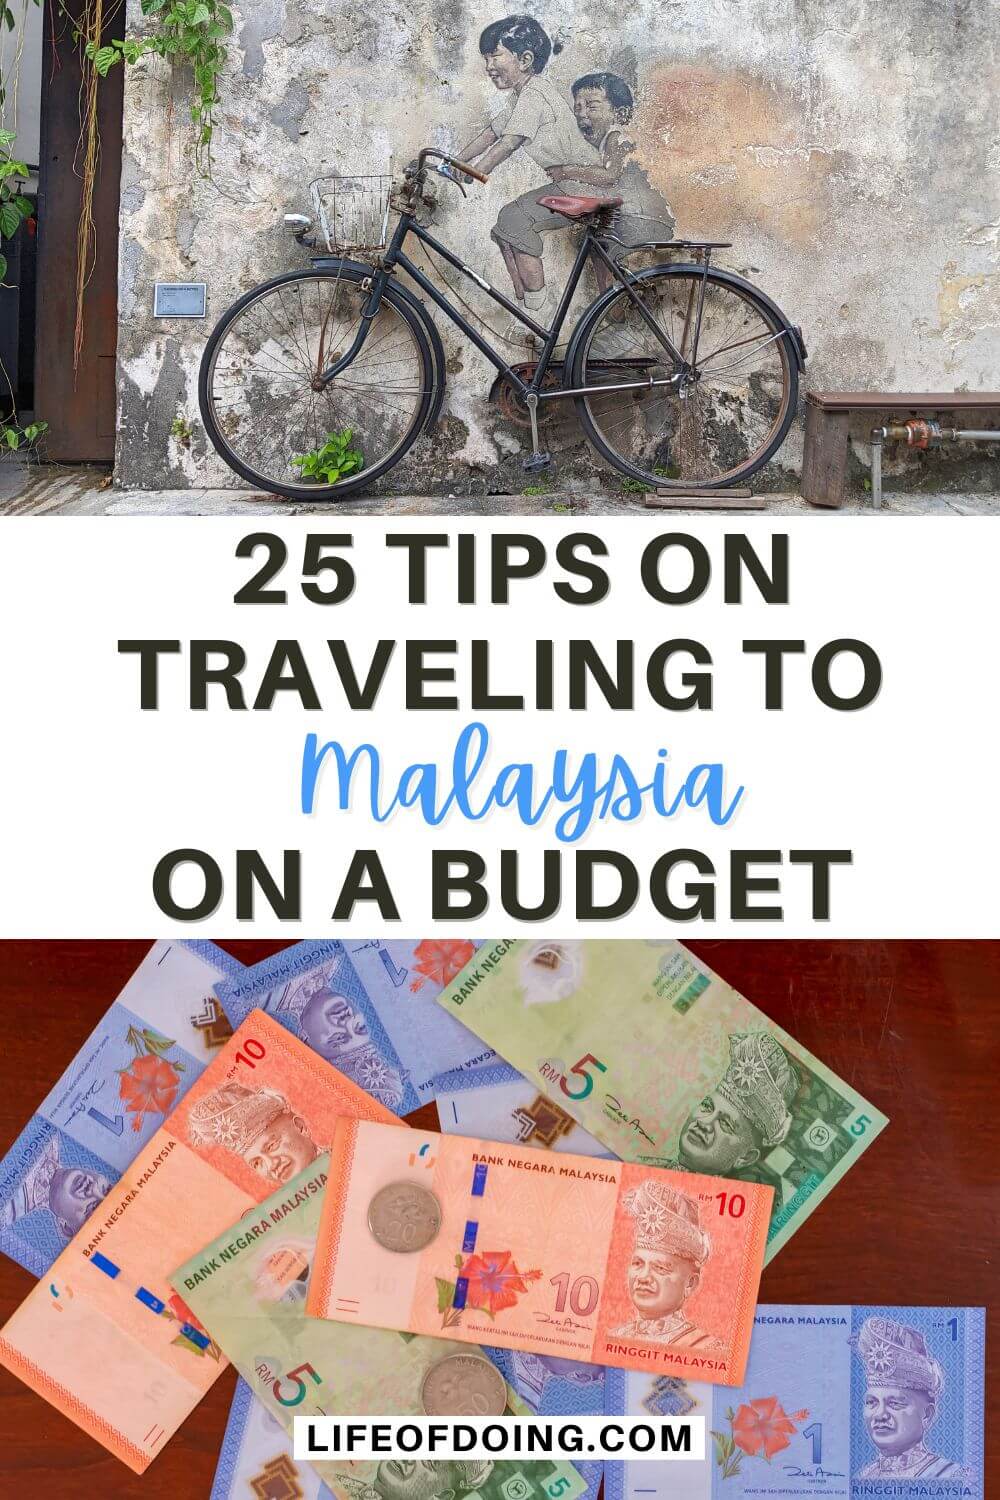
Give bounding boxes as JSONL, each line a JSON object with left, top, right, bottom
{"left": 309, "top": 171, "right": 393, "bottom": 255}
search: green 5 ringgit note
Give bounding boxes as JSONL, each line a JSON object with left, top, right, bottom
{"left": 436, "top": 941, "right": 887, "bottom": 1262}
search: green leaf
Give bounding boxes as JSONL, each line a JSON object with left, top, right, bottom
{"left": 435, "top": 1278, "right": 456, "bottom": 1314}
{"left": 88, "top": 44, "right": 121, "bottom": 76}
{"left": 0, "top": 252, "right": 7, "bottom": 281}
{"left": 0, "top": 201, "right": 21, "bottom": 237}
{"left": 14, "top": 196, "right": 33, "bottom": 220}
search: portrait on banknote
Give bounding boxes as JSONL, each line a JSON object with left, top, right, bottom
{"left": 610, "top": 1180, "right": 725, "bottom": 1352}
{"left": 187, "top": 1081, "right": 320, "bottom": 1186}
{"left": 854, "top": 1316, "right": 975, "bottom": 1482}
{"left": 270, "top": 964, "right": 408, "bottom": 1110}
{"left": 0, "top": 1133, "right": 111, "bottom": 1246}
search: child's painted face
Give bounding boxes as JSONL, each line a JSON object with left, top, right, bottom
{"left": 574, "top": 86, "right": 618, "bottom": 142}
{"left": 484, "top": 44, "right": 533, "bottom": 90}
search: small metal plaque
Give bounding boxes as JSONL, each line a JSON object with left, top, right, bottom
{"left": 153, "top": 282, "right": 207, "bottom": 318}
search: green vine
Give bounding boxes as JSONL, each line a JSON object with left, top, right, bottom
{"left": 0, "top": 130, "right": 32, "bottom": 283}
{"left": 86, "top": 0, "right": 234, "bottom": 170}
{"left": 0, "top": 0, "right": 47, "bottom": 453}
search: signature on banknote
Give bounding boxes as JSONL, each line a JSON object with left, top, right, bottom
{"left": 534, "top": 1314, "right": 592, "bottom": 1332}
{"left": 602, "top": 1097, "right": 655, "bottom": 1145}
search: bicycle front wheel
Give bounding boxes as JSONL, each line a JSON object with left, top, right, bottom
{"left": 200, "top": 267, "right": 435, "bottom": 499}
{"left": 570, "top": 265, "right": 798, "bottom": 490}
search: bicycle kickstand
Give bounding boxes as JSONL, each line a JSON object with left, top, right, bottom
{"left": 522, "top": 393, "right": 552, "bottom": 474}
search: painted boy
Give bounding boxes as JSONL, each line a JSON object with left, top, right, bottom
{"left": 572, "top": 71, "right": 675, "bottom": 264}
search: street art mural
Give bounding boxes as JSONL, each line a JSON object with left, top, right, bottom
{"left": 445, "top": 15, "right": 675, "bottom": 340}
{"left": 115, "top": 0, "right": 1000, "bottom": 493}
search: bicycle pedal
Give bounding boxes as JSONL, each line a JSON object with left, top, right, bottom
{"left": 522, "top": 452, "right": 552, "bottom": 473}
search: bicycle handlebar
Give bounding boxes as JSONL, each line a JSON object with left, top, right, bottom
{"left": 415, "top": 147, "right": 488, "bottom": 184}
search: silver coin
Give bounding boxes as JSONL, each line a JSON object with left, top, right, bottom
{"left": 421, "top": 1353, "right": 508, "bottom": 1416}
{"left": 367, "top": 1180, "right": 442, "bottom": 1253}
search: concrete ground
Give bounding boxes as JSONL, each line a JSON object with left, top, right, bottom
{"left": 2, "top": 459, "right": 1000, "bottom": 516}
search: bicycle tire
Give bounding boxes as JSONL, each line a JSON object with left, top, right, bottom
{"left": 199, "top": 265, "right": 437, "bottom": 501}
{"left": 568, "top": 264, "right": 799, "bottom": 491}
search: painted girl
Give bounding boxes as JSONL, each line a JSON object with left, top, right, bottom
{"left": 456, "top": 15, "right": 613, "bottom": 343}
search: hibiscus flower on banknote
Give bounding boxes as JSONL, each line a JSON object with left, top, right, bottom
{"left": 712, "top": 1396, "right": 808, "bottom": 1478}
{"left": 435, "top": 1250, "right": 542, "bottom": 1328}
{"left": 164, "top": 1290, "right": 223, "bottom": 1361}
{"left": 409, "top": 939, "right": 476, "bottom": 990}
{"left": 118, "top": 1052, "right": 182, "bottom": 1130}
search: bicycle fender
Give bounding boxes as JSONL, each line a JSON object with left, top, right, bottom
{"left": 563, "top": 263, "right": 807, "bottom": 377}
{"left": 310, "top": 256, "right": 448, "bottom": 429}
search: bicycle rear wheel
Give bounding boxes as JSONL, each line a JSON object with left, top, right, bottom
{"left": 570, "top": 265, "right": 798, "bottom": 490}
{"left": 200, "top": 266, "right": 435, "bottom": 499}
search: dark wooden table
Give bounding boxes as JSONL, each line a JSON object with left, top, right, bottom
{"left": 1, "top": 941, "right": 996, "bottom": 1495}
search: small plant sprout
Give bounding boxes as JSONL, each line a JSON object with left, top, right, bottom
{"left": 290, "top": 429, "right": 365, "bottom": 484}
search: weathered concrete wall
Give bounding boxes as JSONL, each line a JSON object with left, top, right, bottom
{"left": 116, "top": 1, "right": 1000, "bottom": 492}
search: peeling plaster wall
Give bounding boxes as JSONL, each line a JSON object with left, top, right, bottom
{"left": 116, "top": 0, "right": 1000, "bottom": 491}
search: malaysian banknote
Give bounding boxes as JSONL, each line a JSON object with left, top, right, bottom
{"left": 436, "top": 941, "right": 888, "bottom": 1262}
{"left": 434, "top": 1060, "right": 614, "bottom": 1161}
{"left": 435, "top": 1057, "right": 611, "bottom": 1500}
{"left": 602, "top": 1305, "right": 985, "bottom": 1498}
{"left": 210, "top": 1058, "right": 609, "bottom": 1500}
{"left": 216, "top": 939, "right": 495, "bottom": 1111}
{"left": 213, "top": 1377, "right": 335, "bottom": 1500}
{"left": 310, "top": 1119, "right": 772, "bottom": 1386}
{"left": 178, "top": 1154, "right": 587, "bottom": 1500}
{"left": 0, "top": 939, "right": 243, "bottom": 1277}
{"left": 0, "top": 1009, "right": 400, "bottom": 1473}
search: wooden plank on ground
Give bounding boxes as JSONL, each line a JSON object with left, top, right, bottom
{"left": 644, "top": 493, "right": 766, "bottom": 509}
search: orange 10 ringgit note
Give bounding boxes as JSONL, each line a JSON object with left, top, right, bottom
{"left": 0, "top": 1011, "right": 401, "bottom": 1473}
{"left": 309, "top": 1118, "right": 773, "bottom": 1387}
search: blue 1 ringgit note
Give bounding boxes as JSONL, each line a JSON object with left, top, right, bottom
{"left": 603, "top": 1305, "right": 985, "bottom": 1498}
{"left": 213, "top": 1377, "right": 334, "bottom": 1500}
{"left": 0, "top": 939, "right": 243, "bottom": 1277}
{"left": 215, "top": 939, "right": 494, "bottom": 1112}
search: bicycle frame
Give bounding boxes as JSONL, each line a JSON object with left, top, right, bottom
{"left": 319, "top": 208, "right": 693, "bottom": 403}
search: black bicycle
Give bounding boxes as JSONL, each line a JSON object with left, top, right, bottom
{"left": 200, "top": 148, "right": 806, "bottom": 500}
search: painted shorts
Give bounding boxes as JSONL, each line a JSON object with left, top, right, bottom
{"left": 491, "top": 179, "right": 602, "bottom": 256}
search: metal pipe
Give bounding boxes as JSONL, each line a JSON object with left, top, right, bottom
{"left": 538, "top": 374, "right": 683, "bottom": 401}
{"left": 871, "top": 432, "right": 883, "bottom": 510}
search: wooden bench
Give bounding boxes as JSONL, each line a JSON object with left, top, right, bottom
{"left": 801, "top": 391, "right": 1000, "bottom": 507}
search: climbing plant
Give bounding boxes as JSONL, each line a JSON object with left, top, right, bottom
{"left": 0, "top": 0, "right": 233, "bottom": 428}
{"left": 0, "top": 0, "right": 40, "bottom": 284}
{"left": 0, "top": 129, "right": 31, "bottom": 283}
{"left": 0, "top": 1, "right": 47, "bottom": 449}
{"left": 86, "top": 0, "right": 234, "bottom": 171}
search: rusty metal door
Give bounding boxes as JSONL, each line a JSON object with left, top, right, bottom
{"left": 35, "top": 0, "right": 124, "bottom": 461}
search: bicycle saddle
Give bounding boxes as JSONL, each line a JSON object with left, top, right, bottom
{"left": 539, "top": 194, "right": 623, "bottom": 219}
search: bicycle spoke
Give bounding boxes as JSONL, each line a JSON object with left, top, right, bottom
{"left": 578, "top": 269, "right": 794, "bottom": 488}
{"left": 205, "top": 272, "right": 429, "bottom": 491}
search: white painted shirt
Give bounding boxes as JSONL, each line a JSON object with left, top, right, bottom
{"left": 489, "top": 74, "right": 600, "bottom": 171}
